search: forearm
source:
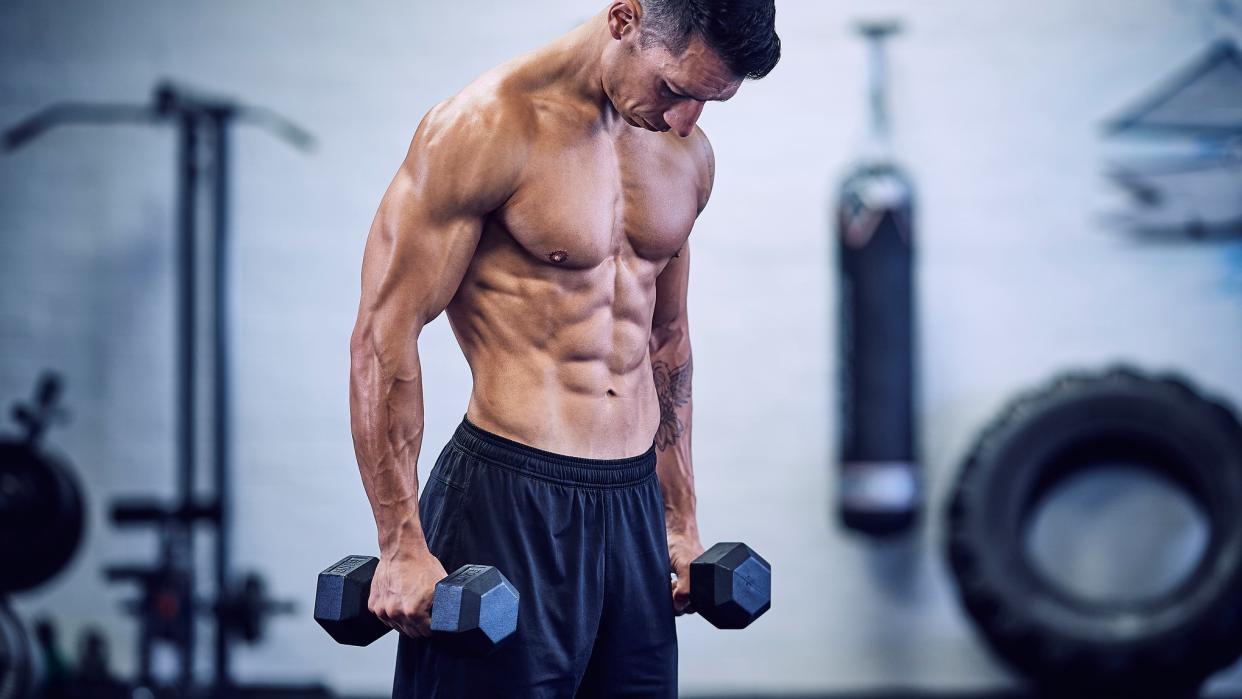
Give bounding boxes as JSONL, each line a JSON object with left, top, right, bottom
{"left": 650, "top": 327, "right": 697, "bottom": 537}
{"left": 349, "top": 330, "right": 429, "bottom": 560}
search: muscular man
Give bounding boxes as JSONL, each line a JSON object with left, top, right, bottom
{"left": 349, "top": 1, "right": 779, "bottom": 695}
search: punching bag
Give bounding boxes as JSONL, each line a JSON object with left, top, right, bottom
{"left": 835, "top": 21, "right": 920, "bottom": 537}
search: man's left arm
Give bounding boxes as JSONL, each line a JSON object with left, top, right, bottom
{"left": 651, "top": 239, "right": 703, "bottom": 614}
{"left": 652, "top": 129, "right": 715, "bottom": 614}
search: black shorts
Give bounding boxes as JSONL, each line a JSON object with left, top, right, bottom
{"left": 392, "top": 415, "right": 678, "bottom": 698}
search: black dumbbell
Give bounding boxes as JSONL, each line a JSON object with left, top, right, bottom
{"left": 685, "top": 542, "right": 771, "bottom": 629}
{"left": 314, "top": 555, "right": 519, "bottom": 655}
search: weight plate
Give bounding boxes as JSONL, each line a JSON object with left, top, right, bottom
{"left": 0, "top": 442, "right": 86, "bottom": 593}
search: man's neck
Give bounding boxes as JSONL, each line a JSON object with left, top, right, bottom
{"left": 535, "top": 10, "right": 627, "bottom": 133}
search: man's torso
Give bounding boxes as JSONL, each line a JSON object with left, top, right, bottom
{"left": 438, "top": 58, "right": 709, "bottom": 459}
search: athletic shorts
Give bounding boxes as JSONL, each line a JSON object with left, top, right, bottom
{"left": 392, "top": 415, "right": 678, "bottom": 698}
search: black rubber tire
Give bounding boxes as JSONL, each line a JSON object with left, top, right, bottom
{"left": 944, "top": 366, "right": 1242, "bottom": 698}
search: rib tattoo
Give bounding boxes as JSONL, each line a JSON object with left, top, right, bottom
{"left": 652, "top": 356, "right": 692, "bottom": 450}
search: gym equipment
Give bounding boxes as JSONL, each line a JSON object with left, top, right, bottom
{"left": 685, "top": 542, "right": 771, "bottom": 629}
{"left": 3, "top": 82, "right": 312, "bottom": 695}
{"left": 106, "top": 505, "right": 295, "bottom": 647}
{"left": 834, "top": 21, "right": 921, "bottom": 537}
{"left": 105, "top": 530, "right": 295, "bottom": 681}
{"left": 945, "top": 366, "right": 1242, "bottom": 698}
{"left": 315, "top": 556, "right": 520, "bottom": 655}
{"left": 32, "top": 618, "right": 70, "bottom": 699}
{"left": 0, "top": 603, "right": 36, "bottom": 699}
{"left": 0, "top": 373, "right": 85, "bottom": 594}
{"left": 1106, "top": 39, "right": 1242, "bottom": 137}
{"left": 1103, "top": 40, "right": 1242, "bottom": 240}
{"left": 214, "top": 572, "right": 297, "bottom": 644}
{"left": 70, "top": 627, "right": 129, "bottom": 698}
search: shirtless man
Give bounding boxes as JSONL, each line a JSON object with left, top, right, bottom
{"left": 349, "top": 1, "right": 780, "bottom": 695}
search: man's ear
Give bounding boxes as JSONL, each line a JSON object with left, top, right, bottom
{"left": 607, "top": 0, "right": 639, "bottom": 41}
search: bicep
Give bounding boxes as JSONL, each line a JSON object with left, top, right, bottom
{"left": 353, "top": 103, "right": 523, "bottom": 356}
{"left": 355, "top": 167, "right": 484, "bottom": 352}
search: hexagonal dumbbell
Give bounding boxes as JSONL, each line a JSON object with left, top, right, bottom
{"left": 688, "top": 542, "right": 771, "bottom": 629}
{"left": 314, "top": 555, "right": 520, "bottom": 655}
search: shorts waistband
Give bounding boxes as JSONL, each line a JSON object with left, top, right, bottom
{"left": 451, "top": 415, "right": 656, "bottom": 488}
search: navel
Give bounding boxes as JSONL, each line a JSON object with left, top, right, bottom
{"left": 547, "top": 250, "right": 569, "bottom": 264}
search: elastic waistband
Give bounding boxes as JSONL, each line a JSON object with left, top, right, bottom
{"left": 451, "top": 415, "right": 656, "bottom": 488}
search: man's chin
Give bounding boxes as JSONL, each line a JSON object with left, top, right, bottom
{"left": 630, "top": 114, "right": 663, "bottom": 132}
{"left": 618, "top": 111, "right": 665, "bottom": 132}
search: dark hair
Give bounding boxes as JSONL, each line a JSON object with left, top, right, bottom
{"left": 640, "top": 0, "right": 780, "bottom": 80}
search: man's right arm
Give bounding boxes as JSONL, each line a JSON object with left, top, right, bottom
{"left": 348, "top": 96, "right": 525, "bottom": 637}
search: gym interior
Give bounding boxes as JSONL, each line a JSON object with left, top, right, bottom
{"left": 3, "top": 1, "right": 1242, "bottom": 697}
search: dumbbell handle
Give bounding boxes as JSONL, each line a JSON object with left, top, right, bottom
{"left": 356, "top": 563, "right": 494, "bottom": 628}
{"left": 316, "top": 556, "right": 519, "bottom": 652}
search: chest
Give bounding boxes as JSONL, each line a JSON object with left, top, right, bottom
{"left": 497, "top": 134, "right": 700, "bottom": 268}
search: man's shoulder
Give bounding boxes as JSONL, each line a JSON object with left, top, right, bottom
{"left": 672, "top": 126, "right": 713, "bottom": 189}
{"left": 400, "top": 70, "right": 535, "bottom": 215}
{"left": 685, "top": 126, "right": 715, "bottom": 212}
{"left": 655, "top": 125, "right": 713, "bottom": 169}
{"left": 421, "top": 73, "right": 537, "bottom": 148}
{"left": 687, "top": 126, "right": 713, "bottom": 166}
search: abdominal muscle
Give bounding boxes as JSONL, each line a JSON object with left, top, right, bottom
{"left": 445, "top": 249, "right": 665, "bottom": 460}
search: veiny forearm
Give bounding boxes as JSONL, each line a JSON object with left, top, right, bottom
{"left": 650, "top": 326, "right": 697, "bottom": 536}
{"left": 349, "top": 330, "right": 429, "bottom": 559}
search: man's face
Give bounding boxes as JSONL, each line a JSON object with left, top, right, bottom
{"left": 608, "top": 30, "right": 743, "bottom": 138}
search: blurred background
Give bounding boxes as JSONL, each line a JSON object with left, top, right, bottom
{"left": 2, "top": 0, "right": 1241, "bottom": 697}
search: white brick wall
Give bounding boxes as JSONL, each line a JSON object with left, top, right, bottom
{"left": 2, "top": 0, "right": 1240, "bottom": 695}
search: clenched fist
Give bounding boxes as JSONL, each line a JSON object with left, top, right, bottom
{"left": 368, "top": 551, "right": 448, "bottom": 638}
{"left": 667, "top": 530, "right": 705, "bottom": 615}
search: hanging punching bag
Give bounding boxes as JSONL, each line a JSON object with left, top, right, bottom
{"left": 835, "top": 21, "right": 920, "bottom": 537}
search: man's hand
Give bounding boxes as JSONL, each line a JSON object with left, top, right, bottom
{"left": 368, "top": 550, "right": 448, "bottom": 638}
{"left": 667, "top": 529, "right": 706, "bottom": 615}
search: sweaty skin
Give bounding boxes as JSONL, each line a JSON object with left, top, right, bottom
{"left": 349, "top": 1, "right": 742, "bottom": 640}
